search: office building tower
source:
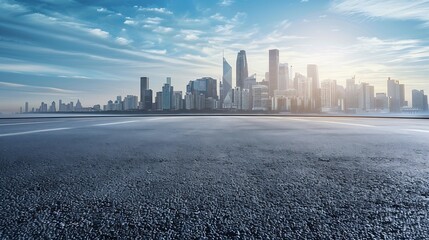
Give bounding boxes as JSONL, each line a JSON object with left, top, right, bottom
{"left": 173, "top": 91, "right": 183, "bottom": 110}
{"left": 321, "top": 80, "right": 337, "bottom": 109}
{"left": 162, "top": 79, "right": 173, "bottom": 110}
{"left": 220, "top": 57, "right": 232, "bottom": 107}
{"left": 140, "top": 77, "right": 149, "bottom": 109}
{"left": 252, "top": 84, "right": 269, "bottom": 111}
{"left": 123, "top": 95, "right": 138, "bottom": 110}
{"left": 155, "top": 91, "right": 163, "bottom": 110}
{"left": 75, "top": 99, "right": 82, "bottom": 111}
{"left": 243, "top": 74, "right": 257, "bottom": 90}
{"left": 412, "top": 89, "right": 428, "bottom": 111}
{"left": 25, "top": 102, "right": 29, "bottom": 113}
{"left": 48, "top": 101, "right": 56, "bottom": 112}
{"left": 236, "top": 50, "right": 248, "bottom": 89}
{"left": 375, "top": 93, "right": 389, "bottom": 111}
{"left": 279, "top": 63, "right": 289, "bottom": 91}
{"left": 358, "top": 83, "right": 374, "bottom": 111}
{"left": 345, "top": 77, "right": 359, "bottom": 111}
{"left": 144, "top": 89, "right": 153, "bottom": 110}
{"left": 387, "top": 77, "right": 402, "bottom": 112}
{"left": 307, "top": 64, "right": 319, "bottom": 98}
{"left": 269, "top": 49, "right": 279, "bottom": 97}
{"left": 399, "top": 84, "right": 406, "bottom": 107}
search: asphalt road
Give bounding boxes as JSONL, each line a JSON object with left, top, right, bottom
{"left": 0, "top": 116, "right": 428, "bottom": 239}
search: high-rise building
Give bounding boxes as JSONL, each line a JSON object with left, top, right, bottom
{"left": 123, "top": 95, "right": 138, "bottom": 110}
{"left": 375, "top": 93, "right": 389, "bottom": 111}
{"left": 144, "top": 89, "right": 153, "bottom": 110}
{"left": 307, "top": 64, "right": 319, "bottom": 97}
{"left": 24, "top": 102, "right": 29, "bottom": 113}
{"left": 48, "top": 101, "right": 56, "bottom": 112}
{"left": 321, "top": 80, "right": 337, "bottom": 109}
{"left": 162, "top": 78, "right": 173, "bottom": 110}
{"left": 399, "top": 84, "right": 406, "bottom": 107}
{"left": 387, "top": 77, "right": 402, "bottom": 112}
{"left": 412, "top": 89, "right": 428, "bottom": 111}
{"left": 279, "top": 63, "right": 289, "bottom": 91}
{"left": 252, "top": 84, "right": 269, "bottom": 111}
{"left": 243, "top": 74, "right": 257, "bottom": 90}
{"left": 358, "top": 83, "right": 374, "bottom": 111}
{"left": 220, "top": 57, "right": 232, "bottom": 107}
{"left": 345, "top": 77, "right": 359, "bottom": 111}
{"left": 155, "top": 91, "right": 163, "bottom": 110}
{"left": 140, "top": 77, "right": 149, "bottom": 109}
{"left": 236, "top": 50, "right": 248, "bottom": 89}
{"left": 173, "top": 91, "right": 183, "bottom": 110}
{"left": 269, "top": 49, "right": 279, "bottom": 97}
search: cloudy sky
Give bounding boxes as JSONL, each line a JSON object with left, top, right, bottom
{"left": 1, "top": 0, "right": 429, "bottom": 112}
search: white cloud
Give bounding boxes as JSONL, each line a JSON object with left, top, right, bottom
{"left": 115, "top": 37, "right": 132, "bottom": 45}
{"left": 0, "top": 81, "right": 79, "bottom": 94}
{"left": 124, "top": 19, "right": 137, "bottom": 25}
{"left": 88, "top": 28, "right": 109, "bottom": 38}
{"left": 144, "top": 17, "right": 163, "bottom": 25}
{"left": 96, "top": 7, "right": 107, "bottom": 12}
{"left": 142, "top": 49, "right": 167, "bottom": 55}
{"left": 210, "top": 13, "right": 226, "bottom": 21}
{"left": 331, "top": 0, "right": 429, "bottom": 26}
{"left": 0, "top": 0, "right": 27, "bottom": 13}
{"left": 219, "top": 0, "right": 234, "bottom": 6}
{"left": 135, "top": 6, "right": 173, "bottom": 15}
{"left": 153, "top": 26, "right": 173, "bottom": 33}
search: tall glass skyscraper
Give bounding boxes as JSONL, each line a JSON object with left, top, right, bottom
{"left": 140, "top": 77, "right": 149, "bottom": 108}
{"left": 269, "top": 49, "right": 279, "bottom": 97}
{"left": 307, "top": 64, "right": 319, "bottom": 98}
{"left": 221, "top": 57, "right": 232, "bottom": 106}
{"left": 236, "top": 50, "right": 248, "bottom": 89}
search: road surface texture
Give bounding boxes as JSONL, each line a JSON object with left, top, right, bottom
{"left": 1, "top": 116, "right": 428, "bottom": 239}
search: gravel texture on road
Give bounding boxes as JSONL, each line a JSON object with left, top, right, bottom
{"left": 1, "top": 116, "right": 429, "bottom": 239}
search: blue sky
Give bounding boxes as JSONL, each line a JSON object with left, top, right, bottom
{"left": 1, "top": 0, "right": 429, "bottom": 112}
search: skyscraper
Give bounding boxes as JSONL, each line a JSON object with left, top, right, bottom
{"left": 387, "top": 77, "right": 401, "bottom": 112}
{"left": 24, "top": 102, "right": 28, "bottom": 113}
{"left": 269, "top": 49, "right": 279, "bottom": 97}
{"left": 236, "top": 50, "right": 248, "bottom": 89}
{"left": 162, "top": 78, "right": 173, "bottom": 110}
{"left": 221, "top": 57, "right": 232, "bottom": 107}
{"left": 140, "top": 77, "right": 149, "bottom": 108}
{"left": 412, "top": 89, "right": 428, "bottom": 111}
{"left": 278, "top": 63, "right": 289, "bottom": 91}
{"left": 307, "top": 64, "right": 319, "bottom": 98}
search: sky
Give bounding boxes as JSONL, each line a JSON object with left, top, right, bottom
{"left": 1, "top": 0, "right": 429, "bottom": 112}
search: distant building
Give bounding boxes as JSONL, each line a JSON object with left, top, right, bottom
{"left": 25, "top": 102, "right": 29, "bottom": 113}
{"left": 155, "top": 91, "right": 163, "bottom": 111}
{"left": 236, "top": 50, "right": 248, "bottom": 89}
{"left": 387, "top": 77, "right": 403, "bottom": 112}
{"left": 162, "top": 78, "right": 173, "bottom": 110}
{"left": 144, "top": 89, "right": 153, "bottom": 110}
{"left": 321, "top": 80, "right": 337, "bottom": 110}
{"left": 123, "top": 95, "right": 138, "bottom": 110}
{"left": 186, "top": 77, "right": 218, "bottom": 110}
{"left": 220, "top": 57, "right": 232, "bottom": 108}
{"left": 358, "top": 83, "right": 374, "bottom": 111}
{"left": 173, "top": 91, "right": 183, "bottom": 110}
{"left": 252, "top": 84, "right": 269, "bottom": 111}
{"left": 140, "top": 77, "right": 149, "bottom": 109}
{"left": 49, "top": 101, "right": 57, "bottom": 112}
{"left": 279, "top": 63, "right": 289, "bottom": 91}
{"left": 375, "top": 93, "right": 389, "bottom": 111}
{"left": 345, "top": 77, "right": 359, "bottom": 112}
{"left": 269, "top": 49, "right": 279, "bottom": 97}
{"left": 412, "top": 89, "right": 428, "bottom": 111}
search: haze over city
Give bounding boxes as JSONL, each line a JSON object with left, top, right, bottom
{"left": 1, "top": 0, "right": 429, "bottom": 113}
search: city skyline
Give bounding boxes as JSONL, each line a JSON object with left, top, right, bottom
{"left": 1, "top": 0, "right": 429, "bottom": 112}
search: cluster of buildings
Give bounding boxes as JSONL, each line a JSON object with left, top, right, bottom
{"left": 21, "top": 49, "right": 428, "bottom": 114}
{"left": 20, "top": 99, "right": 99, "bottom": 113}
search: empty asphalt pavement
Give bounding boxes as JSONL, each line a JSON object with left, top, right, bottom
{"left": 1, "top": 115, "right": 428, "bottom": 239}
